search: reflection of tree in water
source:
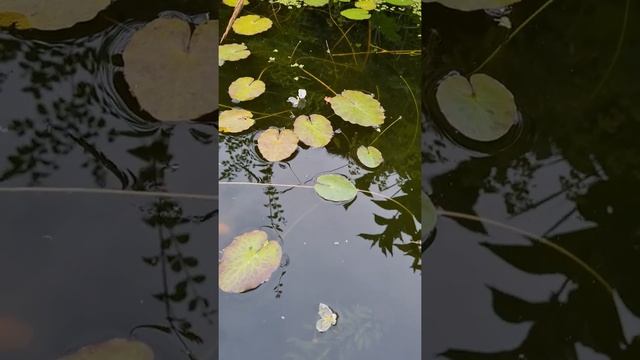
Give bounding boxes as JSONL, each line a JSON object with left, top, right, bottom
{"left": 284, "top": 305, "right": 383, "bottom": 360}
{"left": 130, "top": 135, "right": 216, "bottom": 359}
{"left": 423, "top": 1, "right": 640, "bottom": 358}
{"left": 0, "top": 2, "right": 218, "bottom": 358}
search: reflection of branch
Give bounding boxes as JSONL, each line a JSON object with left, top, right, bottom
{"left": 219, "top": 181, "right": 418, "bottom": 220}
{"left": 0, "top": 187, "right": 217, "bottom": 201}
{"left": 438, "top": 209, "right": 613, "bottom": 294}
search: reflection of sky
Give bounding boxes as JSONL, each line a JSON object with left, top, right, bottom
{"left": 219, "top": 142, "right": 421, "bottom": 359}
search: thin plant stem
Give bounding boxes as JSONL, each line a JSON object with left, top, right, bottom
{"left": 257, "top": 65, "right": 273, "bottom": 80}
{"left": 253, "top": 110, "right": 293, "bottom": 121}
{"left": 0, "top": 187, "right": 218, "bottom": 201}
{"left": 298, "top": 67, "right": 338, "bottom": 95}
{"left": 401, "top": 74, "right": 420, "bottom": 149}
{"left": 473, "top": 0, "right": 556, "bottom": 73}
{"left": 437, "top": 209, "right": 614, "bottom": 294}
{"left": 219, "top": 181, "right": 418, "bottom": 221}
{"left": 369, "top": 116, "right": 402, "bottom": 146}
{"left": 591, "top": 0, "right": 630, "bottom": 98}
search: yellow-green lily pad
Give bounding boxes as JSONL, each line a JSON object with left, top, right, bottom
{"left": 436, "top": 73, "right": 517, "bottom": 142}
{"left": 222, "top": 0, "right": 249, "bottom": 7}
{"left": 0, "top": 0, "right": 110, "bottom": 30}
{"left": 228, "top": 77, "right": 266, "bottom": 102}
{"left": 59, "top": 338, "right": 153, "bottom": 360}
{"left": 293, "top": 114, "right": 333, "bottom": 148}
{"left": 424, "top": 0, "right": 521, "bottom": 11}
{"left": 232, "top": 14, "right": 273, "bottom": 36}
{"left": 123, "top": 18, "right": 218, "bottom": 121}
{"left": 340, "top": 8, "right": 371, "bottom": 20}
{"left": 355, "top": 0, "right": 376, "bottom": 10}
{"left": 304, "top": 0, "right": 329, "bottom": 6}
{"left": 219, "top": 43, "right": 251, "bottom": 66}
{"left": 314, "top": 174, "right": 357, "bottom": 202}
{"left": 326, "top": 90, "right": 385, "bottom": 127}
{"left": 384, "top": 0, "right": 413, "bottom": 6}
{"left": 219, "top": 230, "right": 282, "bottom": 293}
{"left": 219, "top": 109, "right": 254, "bottom": 133}
{"left": 257, "top": 128, "right": 299, "bottom": 162}
{"left": 356, "top": 145, "right": 383, "bottom": 168}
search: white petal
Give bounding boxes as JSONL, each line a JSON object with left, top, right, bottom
{"left": 298, "top": 89, "right": 307, "bottom": 99}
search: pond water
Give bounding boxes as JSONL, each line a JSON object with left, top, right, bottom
{"left": 0, "top": 1, "right": 217, "bottom": 359}
{"left": 218, "top": 1, "right": 421, "bottom": 359}
{"left": 423, "top": 1, "right": 640, "bottom": 359}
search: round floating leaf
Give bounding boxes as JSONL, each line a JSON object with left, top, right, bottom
{"left": 340, "top": 8, "right": 371, "bottom": 20}
{"left": 228, "top": 77, "right": 266, "bottom": 102}
{"left": 424, "top": 0, "right": 521, "bottom": 11}
{"left": 327, "top": 90, "right": 385, "bottom": 127}
{"left": 257, "top": 128, "right": 299, "bottom": 162}
{"left": 219, "top": 230, "right": 282, "bottom": 293}
{"left": 356, "top": 145, "right": 383, "bottom": 168}
{"left": 314, "top": 174, "right": 357, "bottom": 202}
{"left": 384, "top": 0, "right": 413, "bottom": 5}
{"left": 219, "top": 109, "right": 254, "bottom": 133}
{"left": 436, "top": 73, "right": 517, "bottom": 142}
{"left": 123, "top": 18, "right": 218, "bottom": 121}
{"left": 421, "top": 192, "right": 437, "bottom": 237}
{"left": 222, "top": 0, "right": 249, "bottom": 7}
{"left": 219, "top": 43, "right": 251, "bottom": 66}
{"left": 304, "top": 0, "right": 329, "bottom": 6}
{"left": 355, "top": 0, "right": 376, "bottom": 10}
{"left": 232, "top": 15, "right": 273, "bottom": 36}
{"left": 59, "top": 338, "right": 154, "bottom": 360}
{"left": 0, "top": 0, "right": 110, "bottom": 30}
{"left": 293, "top": 114, "right": 333, "bottom": 148}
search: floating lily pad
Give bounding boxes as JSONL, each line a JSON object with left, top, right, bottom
{"left": 384, "top": 0, "right": 413, "bottom": 5}
{"left": 59, "top": 338, "right": 154, "bottom": 360}
{"left": 340, "top": 8, "right": 371, "bottom": 20}
{"left": 304, "top": 0, "right": 329, "bottom": 6}
{"left": 219, "top": 43, "right": 251, "bottom": 66}
{"left": 424, "top": 0, "right": 521, "bottom": 11}
{"left": 123, "top": 18, "right": 218, "bottom": 122}
{"left": 228, "top": 77, "right": 266, "bottom": 102}
{"left": 0, "top": 0, "right": 110, "bottom": 30}
{"left": 356, "top": 145, "right": 383, "bottom": 168}
{"left": 316, "top": 303, "right": 338, "bottom": 333}
{"left": 355, "top": 0, "right": 376, "bottom": 10}
{"left": 257, "top": 128, "right": 299, "bottom": 162}
{"left": 219, "top": 109, "right": 254, "bottom": 133}
{"left": 436, "top": 73, "right": 517, "bottom": 142}
{"left": 326, "top": 90, "right": 385, "bottom": 127}
{"left": 421, "top": 192, "right": 437, "bottom": 237}
{"left": 232, "top": 15, "right": 273, "bottom": 36}
{"left": 314, "top": 174, "right": 357, "bottom": 202}
{"left": 222, "top": 0, "right": 249, "bottom": 7}
{"left": 219, "top": 230, "right": 282, "bottom": 293}
{"left": 293, "top": 114, "right": 333, "bottom": 148}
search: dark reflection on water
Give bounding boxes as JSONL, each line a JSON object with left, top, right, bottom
{"left": 423, "top": 0, "right": 640, "bottom": 359}
{"left": 0, "top": 0, "right": 217, "bottom": 358}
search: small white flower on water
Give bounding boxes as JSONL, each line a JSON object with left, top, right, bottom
{"left": 268, "top": 57, "right": 276, "bottom": 63}
{"left": 293, "top": 76, "right": 299, "bottom": 81}
{"left": 287, "top": 88, "right": 307, "bottom": 108}
{"left": 495, "top": 16, "right": 512, "bottom": 29}
{"left": 375, "top": 127, "right": 381, "bottom": 132}
{"left": 273, "top": 49, "right": 279, "bottom": 52}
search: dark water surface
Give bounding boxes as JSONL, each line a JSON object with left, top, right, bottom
{"left": 423, "top": 1, "right": 640, "bottom": 359}
{"left": 0, "top": 1, "right": 217, "bottom": 358}
{"left": 219, "top": 1, "right": 421, "bottom": 359}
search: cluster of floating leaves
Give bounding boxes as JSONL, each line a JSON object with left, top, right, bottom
{"left": 261, "top": 0, "right": 421, "bottom": 19}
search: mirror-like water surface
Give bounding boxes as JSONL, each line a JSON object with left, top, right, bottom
{"left": 423, "top": 1, "right": 640, "bottom": 359}
{"left": 219, "top": 1, "right": 421, "bottom": 359}
{"left": 0, "top": 1, "right": 217, "bottom": 358}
